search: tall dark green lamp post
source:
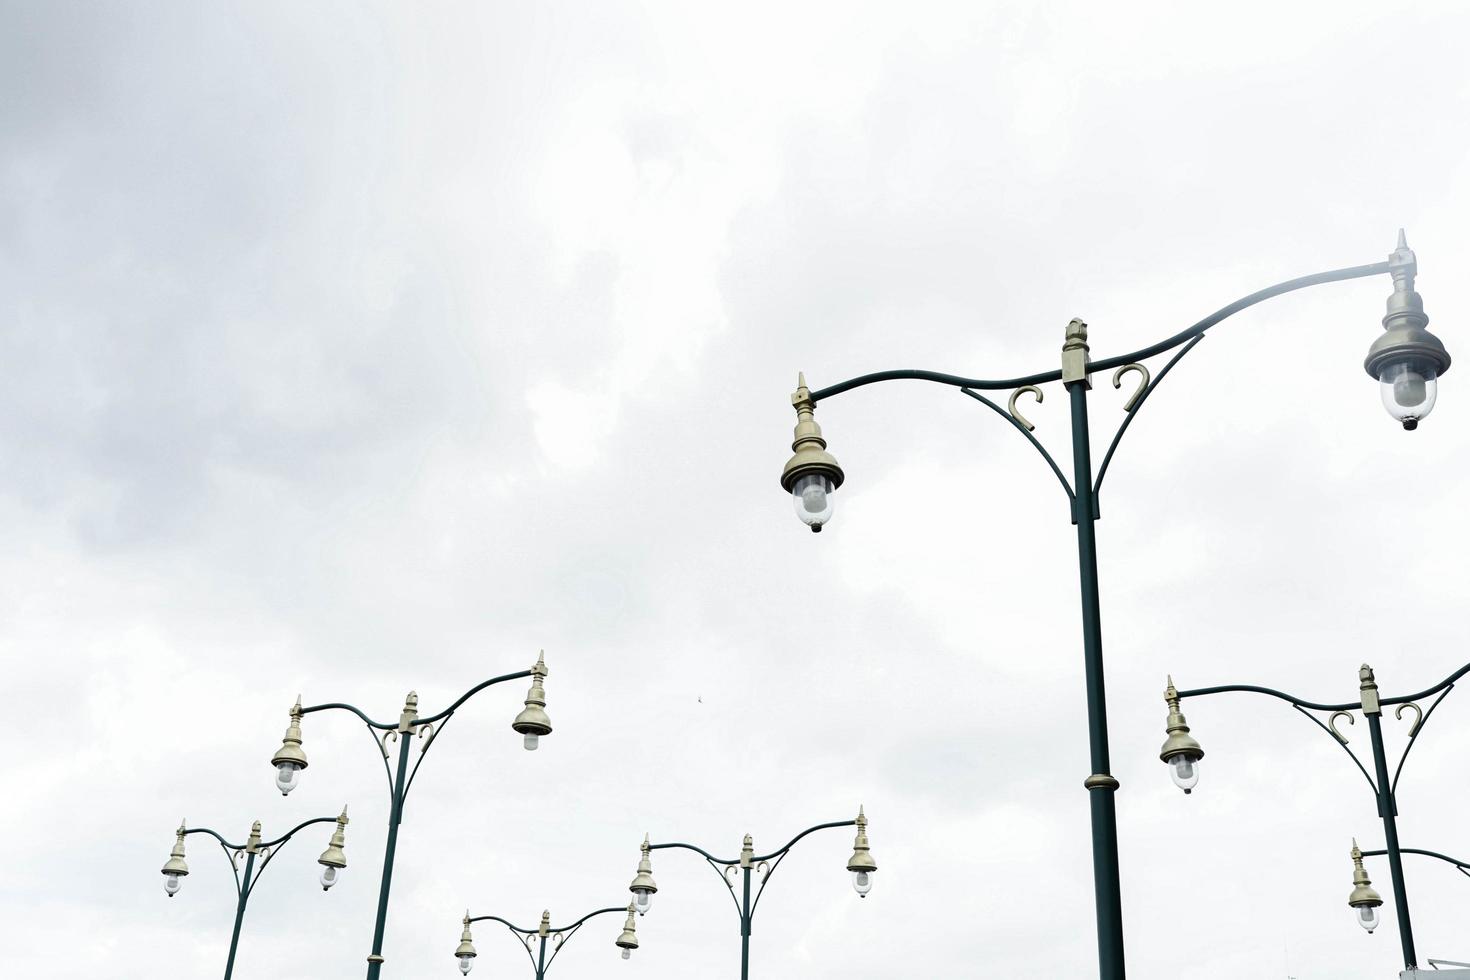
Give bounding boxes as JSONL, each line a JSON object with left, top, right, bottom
{"left": 1160, "top": 660, "right": 1470, "bottom": 972}
{"left": 453, "top": 905, "right": 638, "bottom": 977}
{"left": 267, "top": 654, "right": 554, "bottom": 979}
{"left": 780, "top": 232, "right": 1450, "bottom": 980}
{"left": 159, "top": 809, "right": 350, "bottom": 980}
{"left": 626, "top": 808, "right": 875, "bottom": 980}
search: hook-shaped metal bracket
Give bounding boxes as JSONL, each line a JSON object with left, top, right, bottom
{"left": 1007, "top": 385, "right": 1043, "bottom": 432}
{"left": 1394, "top": 702, "right": 1423, "bottom": 737}
{"left": 1111, "top": 363, "right": 1151, "bottom": 412}
{"left": 1328, "top": 710, "right": 1356, "bottom": 745}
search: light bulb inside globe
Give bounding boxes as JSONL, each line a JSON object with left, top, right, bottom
{"left": 1168, "top": 754, "right": 1200, "bottom": 794}
{"left": 622, "top": 949, "right": 631, "bottom": 960}
{"left": 634, "top": 889, "right": 652, "bottom": 914}
{"left": 1357, "top": 904, "right": 1380, "bottom": 933}
{"left": 164, "top": 875, "right": 182, "bottom": 897}
{"left": 852, "top": 870, "right": 873, "bottom": 897}
{"left": 275, "top": 762, "right": 302, "bottom": 795}
{"left": 791, "top": 473, "right": 833, "bottom": 529}
{"left": 459, "top": 955, "right": 474, "bottom": 975}
{"left": 523, "top": 733, "right": 539, "bottom": 751}
{"left": 1378, "top": 360, "right": 1438, "bottom": 429}
{"left": 319, "top": 865, "right": 339, "bottom": 890}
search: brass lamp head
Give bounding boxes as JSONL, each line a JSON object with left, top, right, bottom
{"left": 511, "top": 653, "right": 553, "bottom": 746}
{"left": 629, "top": 833, "right": 658, "bottom": 903}
{"left": 454, "top": 912, "right": 477, "bottom": 960}
{"left": 1347, "top": 841, "right": 1383, "bottom": 909}
{"left": 317, "top": 807, "right": 349, "bottom": 870}
{"left": 1364, "top": 231, "right": 1451, "bottom": 430}
{"left": 846, "top": 806, "right": 877, "bottom": 873}
{"left": 615, "top": 902, "right": 639, "bottom": 952}
{"left": 780, "top": 373, "right": 844, "bottom": 532}
{"left": 161, "top": 822, "right": 189, "bottom": 878}
{"left": 1159, "top": 677, "right": 1204, "bottom": 764}
{"left": 271, "top": 697, "right": 309, "bottom": 770}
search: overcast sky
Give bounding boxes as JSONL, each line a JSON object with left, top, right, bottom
{"left": 3, "top": 2, "right": 1470, "bottom": 978}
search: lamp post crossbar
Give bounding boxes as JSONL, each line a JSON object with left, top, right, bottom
{"left": 786, "top": 238, "right": 1442, "bottom": 980}
{"left": 272, "top": 660, "right": 548, "bottom": 980}
{"left": 1172, "top": 661, "right": 1470, "bottom": 970}
{"left": 649, "top": 819, "right": 859, "bottom": 980}
{"left": 467, "top": 908, "right": 625, "bottom": 978}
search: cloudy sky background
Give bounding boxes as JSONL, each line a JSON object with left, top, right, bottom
{"left": 3, "top": 2, "right": 1469, "bottom": 978}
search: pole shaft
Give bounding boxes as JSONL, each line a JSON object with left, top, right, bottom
{"left": 1367, "top": 712, "right": 1416, "bottom": 969}
{"left": 1067, "top": 381, "right": 1126, "bottom": 980}
{"left": 222, "top": 849, "right": 255, "bottom": 980}
{"left": 741, "top": 866, "right": 751, "bottom": 980}
{"left": 366, "top": 734, "right": 414, "bottom": 979}
{"left": 537, "top": 934, "right": 547, "bottom": 980}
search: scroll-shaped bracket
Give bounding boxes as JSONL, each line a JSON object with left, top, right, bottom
{"left": 1111, "top": 364, "right": 1151, "bottom": 412}
{"left": 1395, "top": 702, "right": 1423, "bottom": 737}
{"left": 723, "top": 864, "right": 740, "bottom": 887}
{"left": 379, "top": 729, "right": 398, "bottom": 760}
{"left": 416, "top": 722, "right": 434, "bottom": 743}
{"left": 1007, "top": 385, "right": 1043, "bottom": 432}
{"left": 1328, "top": 710, "right": 1356, "bottom": 745}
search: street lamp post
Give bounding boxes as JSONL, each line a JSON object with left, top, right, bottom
{"left": 779, "top": 232, "right": 1450, "bottom": 980}
{"left": 159, "top": 810, "right": 350, "bottom": 980}
{"left": 267, "top": 653, "right": 554, "bottom": 979}
{"left": 627, "top": 808, "right": 875, "bottom": 980}
{"left": 453, "top": 905, "right": 637, "bottom": 978}
{"left": 1161, "top": 660, "right": 1470, "bottom": 971}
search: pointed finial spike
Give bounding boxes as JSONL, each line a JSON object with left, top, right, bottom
{"left": 1397, "top": 228, "right": 1407, "bottom": 249}
{"left": 798, "top": 371, "right": 807, "bottom": 389}
{"left": 1167, "top": 674, "right": 1174, "bottom": 687}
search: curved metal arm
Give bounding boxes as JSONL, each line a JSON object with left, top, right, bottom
{"left": 413, "top": 669, "right": 534, "bottom": 727}
{"left": 184, "top": 826, "right": 241, "bottom": 850}
{"left": 1380, "top": 662, "right": 1470, "bottom": 707}
{"left": 301, "top": 701, "right": 394, "bottom": 729}
{"left": 809, "top": 261, "right": 1390, "bottom": 403}
{"left": 468, "top": 914, "right": 533, "bottom": 933}
{"left": 1391, "top": 685, "right": 1457, "bottom": 797}
{"left": 1175, "top": 686, "right": 1378, "bottom": 794}
{"left": 649, "top": 840, "right": 737, "bottom": 865}
{"left": 1092, "top": 334, "right": 1205, "bottom": 497}
{"left": 258, "top": 815, "right": 338, "bottom": 850}
{"left": 1362, "top": 847, "right": 1470, "bottom": 877}
{"left": 750, "top": 820, "right": 856, "bottom": 864}
{"left": 959, "top": 388, "right": 1075, "bottom": 502}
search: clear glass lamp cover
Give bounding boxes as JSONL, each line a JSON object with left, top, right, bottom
{"left": 633, "top": 888, "right": 652, "bottom": 914}
{"left": 1168, "top": 755, "right": 1199, "bottom": 793}
{"left": 852, "top": 870, "right": 873, "bottom": 897}
{"left": 523, "top": 733, "right": 539, "bottom": 751}
{"left": 1356, "top": 904, "right": 1380, "bottom": 933}
{"left": 1378, "top": 359, "right": 1438, "bottom": 427}
{"left": 275, "top": 762, "right": 302, "bottom": 795}
{"left": 164, "top": 874, "right": 181, "bottom": 896}
{"left": 622, "top": 948, "right": 632, "bottom": 960}
{"left": 792, "top": 473, "right": 834, "bottom": 528}
{"left": 319, "top": 865, "right": 339, "bottom": 890}
{"left": 459, "top": 954, "right": 474, "bottom": 974}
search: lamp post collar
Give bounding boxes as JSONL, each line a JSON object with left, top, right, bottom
{"left": 1359, "top": 664, "right": 1381, "bottom": 716}
{"left": 1061, "top": 318, "right": 1091, "bottom": 386}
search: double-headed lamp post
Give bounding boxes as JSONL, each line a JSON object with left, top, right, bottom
{"left": 627, "top": 808, "right": 875, "bottom": 980}
{"left": 159, "top": 809, "right": 350, "bottom": 980}
{"left": 267, "top": 653, "right": 554, "bottom": 979}
{"left": 1160, "top": 660, "right": 1470, "bottom": 971}
{"left": 453, "top": 905, "right": 637, "bottom": 978}
{"left": 780, "top": 232, "right": 1450, "bottom": 979}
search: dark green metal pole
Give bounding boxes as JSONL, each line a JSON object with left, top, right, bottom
{"left": 221, "top": 849, "right": 255, "bottom": 980}
{"left": 1365, "top": 711, "right": 1417, "bottom": 969}
{"left": 1067, "top": 380, "right": 1126, "bottom": 980}
{"left": 365, "top": 733, "right": 413, "bottom": 979}
{"left": 536, "top": 933, "right": 548, "bottom": 980}
{"left": 740, "top": 865, "right": 752, "bottom": 980}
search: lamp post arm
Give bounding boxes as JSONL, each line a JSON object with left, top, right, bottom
{"left": 468, "top": 914, "right": 534, "bottom": 932}
{"left": 551, "top": 907, "right": 626, "bottom": 933}
{"left": 649, "top": 840, "right": 737, "bottom": 865}
{"left": 258, "top": 815, "right": 339, "bottom": 850}
{"left": 1379, "top": 662, "right": 1470, "bottom": 707}
{"left": 301, "top": 701, "right": 395, "bottom": 730}
{"left": 1363, "top": 847, "right": 1470, "bottom": 876}
{"left": 184, "top": 827, "right": 248, "bottom": 897}
{"left": 413, "top": 669, "right": 536, "bottom": 726}
{"left": 1176, "top": 684, "right": 1378, "bottom": 794}
{"left": 809, "top": 261, "right": 1391, "bottom": 403}
{"left": 542, "top": 908, "right": 626, "bottom": 974}
{"left": 750, "top": 820, "right": 855, "bottom": 864}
